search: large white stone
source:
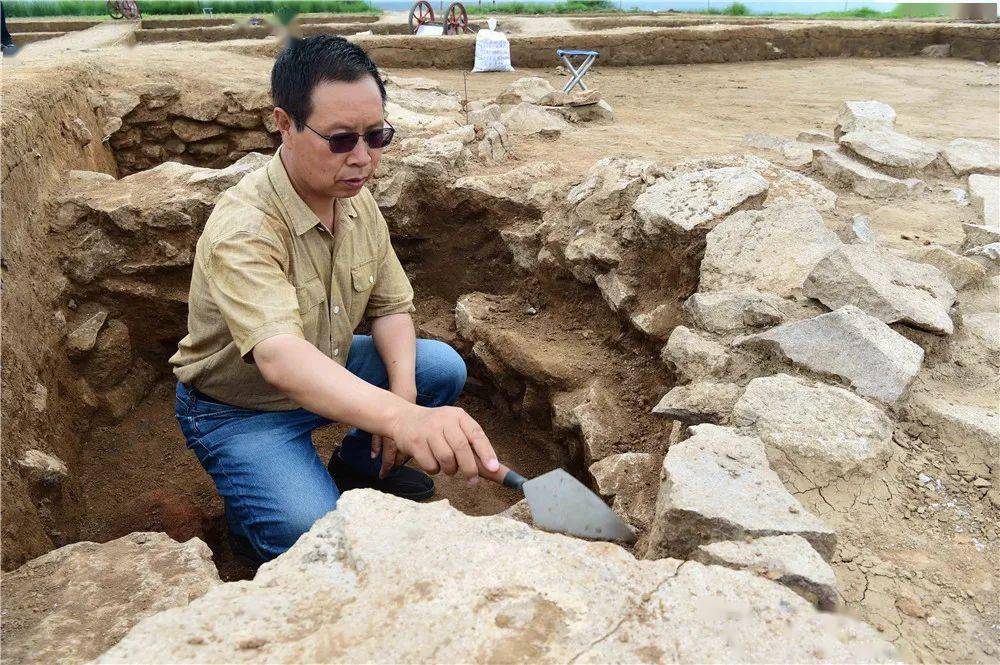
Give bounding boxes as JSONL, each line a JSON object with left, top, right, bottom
{"left": 495, "top": 76, "right": 556, "bottom": 105}
{"left": 700, "top": 203, "right": 842, "bottom": 297}
{"left": 4, "top": 533, "right": 219, "bottom": 665}
{"left": 838, "top": 129, "right": 939, "bottom": 172}
{"left": 906, "top": 244, "right": 986, "bottom": 290}
{"left": 501, "top": 102, "right": 571, "bottom": 138}
{"left": 835, "top": 100, "right": 896, "bottom": 137}
{"left": 693, "top": 535, "right": 838, "bottom": 610}
{"left": 633, "top": 167, "right": 768, "bottom": 236}
{"left": 735, "top": 306, "right": 924, "bottom": 404}
{"left": 98, "top": 491, "right": 896, "bottom": 664}
{"left": 652, "top": 381, "right": 744, "bottom": 425}
{"left": 588, "top": 452, "right": 658, "bottom": 527}
{"left": 646, "top": 424, "right": 837, "bottom": 561}
{"left": 968, "top": 173, "right": 1000, "bottom": 228}
{"left": 731, "top": 374, "right": 894, "bottom": 492}
{"left": 661, "top": 326, "right": 729, "bottom": 381}
{"left": 943, "top": 138, "right": 1000, "bottom": 176}
{"left": 804, "top": 243, "right": 957, "bottom": 335}
{"left": 813, "top": 146, "right": 924, "bottom": 199}
{"left": 684, "top": 289, "right": 796, "bottom": 335}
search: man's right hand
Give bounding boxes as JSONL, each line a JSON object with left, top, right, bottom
{"left": 388, "top": 404, "right": 499, "bottom": 485}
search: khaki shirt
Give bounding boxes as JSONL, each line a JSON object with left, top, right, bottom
{"left": 170, "top": 150, "right": 415, "bottom": 411}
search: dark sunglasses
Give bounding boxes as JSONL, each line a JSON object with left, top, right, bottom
{"left": 303, "top": 121, "right": 395, "bottom": 154}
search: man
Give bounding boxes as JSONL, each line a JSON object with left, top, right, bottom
{"left": 170, "top": 35, "right": 499, "bottom": 563}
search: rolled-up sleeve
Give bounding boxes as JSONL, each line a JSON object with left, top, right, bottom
{"left": 365, "top": 207, "right": 416, "bottom": 319}
{"left": 206, "top": 230, "right": 304, "bottom": 358}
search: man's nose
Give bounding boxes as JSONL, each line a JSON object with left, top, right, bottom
{"left": 345, "top": 135, "right": 372, "bottom": 167}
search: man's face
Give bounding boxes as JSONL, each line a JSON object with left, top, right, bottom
{"left": 276, "top": 76, "right": 386, "bottom": 200}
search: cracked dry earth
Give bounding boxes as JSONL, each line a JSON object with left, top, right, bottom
{"left": 1, "top": 35, "right": 998, "bottom": 664}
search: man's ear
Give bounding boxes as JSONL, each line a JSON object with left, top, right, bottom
{"left": 274, "top": 107, "right": 294, "bottom": 141}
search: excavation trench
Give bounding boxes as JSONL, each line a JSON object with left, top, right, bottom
{"left": 42, "top": 149, "right": 681, "bottom": 581}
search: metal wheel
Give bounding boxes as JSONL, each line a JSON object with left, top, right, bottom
{"left": 123, "top": 0, "right": 141, "bottom": 19}
{"left": 107, "top": 0, "right": 124, "bottom": 20}
{"left": 444, "top": 1, "right": 470, "bottom": 34}
{"left": 408, "top": 0, "right": 435, "bottom": 34}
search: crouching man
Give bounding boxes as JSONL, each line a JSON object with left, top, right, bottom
{"left": 170, "top": 35, "right": 499, "bottom": 563}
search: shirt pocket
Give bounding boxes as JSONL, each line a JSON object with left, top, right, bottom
{"left": 295, "top": 276, "right": 327, "bottom": 342}
{"left": 349, "top": 258, "right": 377, "bottom": 320}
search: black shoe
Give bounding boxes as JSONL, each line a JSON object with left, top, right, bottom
{"left": 328, "top": 454, "right": 435, "bottom": 501}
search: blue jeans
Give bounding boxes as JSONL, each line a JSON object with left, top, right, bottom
{"left": 175, "top": 335, "right": 466, "bottom": 562}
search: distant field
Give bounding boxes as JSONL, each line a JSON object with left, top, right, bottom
{"left": 5, "top": 0, "right": 378, "bottom": 17}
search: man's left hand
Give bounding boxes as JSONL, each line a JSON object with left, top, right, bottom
{"left": 371, "top": 386, "right": 417, "bottom": 478}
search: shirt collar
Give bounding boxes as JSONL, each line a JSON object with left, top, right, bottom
{"left": 267, "top": 148, "right": 358, "bottom": 237}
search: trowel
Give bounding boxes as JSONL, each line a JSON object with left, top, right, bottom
{"left": 480, "top": 462, "right": 637, "bottom": 544}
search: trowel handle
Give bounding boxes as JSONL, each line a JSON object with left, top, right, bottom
{"left": 476, "top": 458, "right": 527, "bottom": 491}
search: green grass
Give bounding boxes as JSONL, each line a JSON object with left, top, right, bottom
{"left": 5, "top": 0, "right": 377, "bottom": 18}
{"left": 467, "top": 0, "right": 616, "bottom": 15}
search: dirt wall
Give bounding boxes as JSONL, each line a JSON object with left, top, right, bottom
{"left": 351, "top": 21, "right": 1000, "bottom": 68}
{"left": 1, "top": 59, "right": 120, "bottom": 570}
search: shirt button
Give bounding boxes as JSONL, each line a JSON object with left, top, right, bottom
{"left": 333, "top": 305, "right": 341, "bottom": 315}
{"left": 333, "top": 348, "right": 340, "bottom": 357}
{"left": 368, "top": 275, "right": 374, "bottom": 284}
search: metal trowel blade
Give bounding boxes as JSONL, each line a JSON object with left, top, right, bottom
{"left": 522, "top": 468, "right": 637, "bottom": 544}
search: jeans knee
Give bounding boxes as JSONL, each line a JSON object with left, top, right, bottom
{"left": 250, "top": 497, "right": 338, "bottom": 561}
{"left": 418, "top": 340, "right": 467, "bottom": 405}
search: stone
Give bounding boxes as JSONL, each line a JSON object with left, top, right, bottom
{"left": 661, "top": 326, "right": 729, "bottom": 382}
{"left": 838, "top": 129, "right": 939, "bottom": 173}
{"left": 943, "top": 139, "right": 1000, "bottom": 176}
{"left": 500, "top": 102, "right": 571, "bottom": 138}
{"left": 588, "top": 452, "right": 658, "bottom": 527}
{"left": 907, "top": 244, "right": 987, "bottom": 290}
{"left": 168, "top": 94, "right": 225, "bottom": 122}
{"left": 566, "top": 157, "right": 662, "bottom": 225}
{"left": 629, "top": 303, "right": 675, "bottom": 341}
{"left": 452, "top": 162, "right": 560, "bottom": 213}
{"left": 4, "top": 533, "right": 219, "bottom": 665}
{"left": 96, "top": 492, "right": 896, "bottom": 664}
{"left": 670, "top": 154, "right": 836, "bottom": 212}
{"left": 848, "top": 213, "right": 875, "bottom": 244}
{"left": 500, "top": 221, "right": 543, "bottom": 271}
{"left": 633, "top": 167, "right": 768, "bottom": 237}
{"left": 101, "top": 90, "right": 141, "bottom": 118}
{"left": 594, "top": 270, "right": 636, "bottom": 312}
{"left": 908, "top": 396, "right": 999, "bottom": 475}
{"left": 646, "top": 424, "right": 836, "bottom": 561}
{"left": 731, "top": 374, "right": 894, "bottom": 492}
{"left": 478, "top": 121, "right": 510, "bottom": 163}
{"left": 834, "top": 100, "right": 896, "bottom": 138}
{"left": 571, "top": 381, "right": 622, "bottom": 464}
{"left": 568, "top": 89, "right": 602, "bottom": 106}
{"left": 101, "top": 117, "right": 123, "bottom": 140}
{"left": 692, "top": 535, "right": 838, "bottom": 610}
{"left": 430, "top": 124, "right": 476, "bottom": 146}
{"left": 170, "top": 119, "right": 225, "bottom": 143}
{"left": 495, "top": 76, "right": 556, "bottom": 105}
{"left": 551, "top": 99, "right": 615, "bottom": 124}
{"left": 466, "top": 103, "right": 501, "bottom": 131}
{"left": 700, "top": 203, "right": 842, "bottom": 297}
{"left": 82, "top": 319, "right": 132, "bottom": 390}
{"left": 684, "top": 289, "right": 795, "bottom": 335}
{"left": 652, "top": 381, "right": 744, "bottom": 425}
{"left": 920, "top": 43, "right": 950, "bottom": 57}
{"left": 968, "top": 174, "right": 1000, "bottom": 228}
{"left": 386, "top": 101, "right": 452, "bottom": 134}
{"left": 388, "top": 86, "right": 461, "bottom": 114}
{"left": 797, "top": 130, "right": 835, "bottom": 144}
{"left": 63, "top": 117, "right": 92, "bottom": 146}
{"left": 65, "top": 307, "right": 109, "bottom": 357}
{"left": 743, "top": 133, "right": 813, "bottom": 167}
{"left": 230, "top": 130, "right": 275, "bottom": 152}
{"left": 813, "top": 146, "right": 925, "bottom": 198}
{"left": 735, "top": 306, "right": 924, "bottom": 404}
{"left": 16, "top": 449, "right": 68, "bottom": 486}
{"left": 804, "top": 243, "right": 957, "bottom": 335}
{"left": 497, "top": 498, "right": 532, "bottom": 525}
{"left": 537, "top": 90, "right": 568, "bottom": 106}
{"left": 962, "top": 223, "right": 1000, "bottom": 251}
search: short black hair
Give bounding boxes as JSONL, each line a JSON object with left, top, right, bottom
{"left": 271, "top": 35, "right": 387, "bottom": 131}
